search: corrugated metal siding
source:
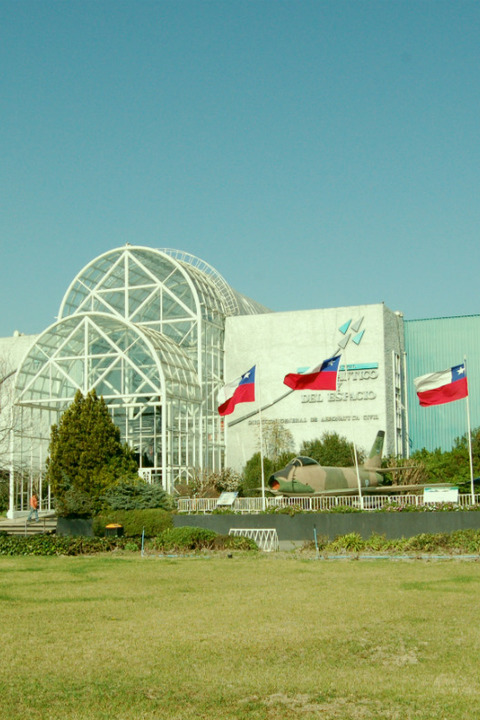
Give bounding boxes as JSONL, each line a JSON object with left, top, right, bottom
{"left": 405, "top": 315, "right": 480, "bottom": 452}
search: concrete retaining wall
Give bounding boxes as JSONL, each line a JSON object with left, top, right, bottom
{"left": 173, "top": 512, "right": 480, "bottom": 543}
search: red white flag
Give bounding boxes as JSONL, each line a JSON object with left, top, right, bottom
{"left": 283, "top": 355, "right": 341, "bottom": 391}
{"left": 414, "top": 363, "right": 468, "bottom": 407}
{"left": 217, "top": 366, "right": 255, "bottom": 416}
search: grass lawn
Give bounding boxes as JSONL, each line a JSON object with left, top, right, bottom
{"left": 1, "top": 553, "right": 480, "bottom": 719}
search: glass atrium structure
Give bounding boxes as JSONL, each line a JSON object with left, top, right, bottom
{"left": 10, "top": 246, "right": 268, "bottom": 512}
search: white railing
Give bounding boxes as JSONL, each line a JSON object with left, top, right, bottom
{"left": 176, "top": 494, "right": 480, "bottom": 514}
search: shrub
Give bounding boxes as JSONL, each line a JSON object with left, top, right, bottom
{"left": 363, "top": 532, "right": 388, "bottom": 552}
{"left": 449, "top": 529, "right": 480, "bottom": 553}
{"left": 152, "top": 526, "right": 218, "bottom": 552}
{"left": 55, "top": 486, "right": 96, "bottom": 518}
{"left": 240, "top": 453, "right": 274, "bottom": 496}
{"left": 325, "top": 504, "right": 362, "bottom": 514}
{"left": 93, "top": 509, "right": 173, "bottom": 537}
{"left": 151, "top": 526, "right": 258, "bottom": 553}
{"left": 212, "top": 534, "right": 258, "bottom": 551}
{"left": 302, "top": 534, "right": 328, "bottom": 552}
{"left": 403, "top": 532, "right": 451, "bottom": 553}
{"left": 124, "top": 540, "right": 141, "bottom": 552}
{"left": 175, "top": 467, "right": 242, "bottom": 498}
{"left": 0, "top": 534, "right": 127, "bottom": 556}
{"left": 102, "top": 480, "right": 173, "bottom": 511}
{"left": 46, "top": 389, "right": 138, "bottom": 516}
{"left": 0, "top": 527, "right": 258, "bottom": 555}
{"left": 299, "top": 432, "right": 365, "bottom": 466}
{"left": 265, "top": 504, "right": 304, "bottom": 516}
{"left": 328, "top": 532, "right": 365, "bottom": 552}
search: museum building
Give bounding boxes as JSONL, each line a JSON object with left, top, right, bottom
{"left": 1, "top": 244, "right": 478, "bottom": 517}
{"left": 2, "top": 246, "right": 268, "bottom": 515}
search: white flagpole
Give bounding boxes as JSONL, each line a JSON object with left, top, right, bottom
{"left": 257, "top": 370, "right": 266, "bottom": 511}
{"left": 464, "top": 356, "right": 475, "bottom": 505}
{"left": 342, "top": 353, "right": 364, "bottom": 509}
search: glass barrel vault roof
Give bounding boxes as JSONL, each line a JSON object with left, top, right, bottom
{"left": 15, "top": 313, "right": 201, "bottom": 410}
{"left": 58, "top": 246, "right": 269, "bottom": 332}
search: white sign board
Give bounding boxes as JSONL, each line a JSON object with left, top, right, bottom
{"left": 217, "top": 492, "right": 238, "bottom": 507}
{"left": 423, "top": 487, "right": 459, "bottom": 504}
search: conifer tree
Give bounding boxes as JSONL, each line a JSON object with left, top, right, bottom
{"left": 46, "top": 389, "right": 138, "bottom": 515}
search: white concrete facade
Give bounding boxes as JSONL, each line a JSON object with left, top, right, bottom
{"left": 223, "top": 303, "right": 406, "bottom": 471}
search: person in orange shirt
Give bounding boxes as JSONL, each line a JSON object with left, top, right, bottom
{"left": 27, "top": 492, "right": 39, "bottom": 523}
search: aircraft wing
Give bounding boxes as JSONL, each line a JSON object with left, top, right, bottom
{"left": 363, "top": 483, "right": 453, "bottom": 494}
{"left": 375, "top": 467, "right": 418, "bottom": 473}
{"left": 310, "top": 483, "right": 454, "bottom": 497}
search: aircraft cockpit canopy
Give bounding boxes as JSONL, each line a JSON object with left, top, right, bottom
{"left": 290, "top": 456, "right": 320, "bottom": 467}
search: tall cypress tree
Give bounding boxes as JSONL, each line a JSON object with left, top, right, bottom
{"left": 46, "top": 389, "right": 138, "bottom": 515}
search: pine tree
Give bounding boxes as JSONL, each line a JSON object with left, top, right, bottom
{"left": 46, "top": 389, "right": 138, "bottom": 515}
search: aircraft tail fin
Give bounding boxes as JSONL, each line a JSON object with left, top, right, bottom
{"left": 363, "top": 431, "right": 385, "bottom": 470}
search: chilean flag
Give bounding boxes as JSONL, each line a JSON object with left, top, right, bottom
{"left": 218, "top": 366, "right": 256, "bottom": 416}
{"left": 283, "top": 355, "right": 341, "bottom": 391}
{"left": 414, "top": 363, "right": 468, "bottom": 407}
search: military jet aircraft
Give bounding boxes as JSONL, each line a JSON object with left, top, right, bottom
{"left": 268, "top": 431, "right": 450, "bottom": 496}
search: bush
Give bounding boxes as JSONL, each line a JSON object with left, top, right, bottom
{"left": 152, "top": 526, "right": 258, "bottom": 552}
{"left": 102, "top": 480, "right": 173, "bottom": 511}
{"left": 402, "top": 532, "right": 451, "bottom": 553}
{"left": 151, "top": 526, "right": 258, "bottom": 553}
{"left": 213, "top": 534, "right": 258, "bottom": 551}
{"left": 54, "top": 486, "right": 96, "bottom": 518}
{"left": 240, "top": 453, "right": 274, "bottom": 496}
{"left": 299, "top": 432, "right": 365, "bottom": 466}
{"left": 319, "top": 530, "right": 480, "bottom": 555}
{"left": 449, "top": 529, "right": 480, "bottom": 553}
{"left": 364, "top": 533, "right": 390, "bottom": 552}
{"left": 0, "top": 534, "right": 127, "bottom": 556}
{"left": 46, "top": 389, "right": 138, "bottom": 516}
{"left": 328, "top": 532, "right": 365, "bottom": 552}
{"left": 0, "top": 527, "right": 258, "bottom": 555}
{"left": 152, "top": 526, "right": 218, "bottom": 552}
{"left": 175, "top": 467, "right": 242, "bottom": 498}
{"left": 93, "top": 509, "right": 173, "bottom": 537}
{"left": 265, "top": 504, "right": 304, "bottom": 516}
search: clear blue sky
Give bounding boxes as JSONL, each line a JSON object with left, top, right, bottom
{"left": 1, "top": 0, "right": 480, "bottom": 337}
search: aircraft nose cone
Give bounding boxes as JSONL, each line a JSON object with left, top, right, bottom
{"left": 268, "top": 475, "right": 280, "bottom": 491}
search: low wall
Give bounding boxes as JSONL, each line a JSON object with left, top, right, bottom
{"left": 173, "top": 512, "right": 480, "bottom": 543}
{"left": 57, "top": 517, "right": 94, "bottom": 537}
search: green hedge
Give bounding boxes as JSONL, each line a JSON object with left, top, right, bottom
{"left": 150, "top": 526, "right": 258, "bottom": 552}
{"left": 6, "top": 528, "right": 480, "bottom": 556}
{"left": 316, "top": 528, "right": 480, "bottom": 554}
{"left": 93, "top": 508, "right": 173, "bottom": 537}
{"left": 0, "top": 534, "right": 127, "bottom": 556}
{"left": 0, "top": 527, "right": 258, "bottom": 556}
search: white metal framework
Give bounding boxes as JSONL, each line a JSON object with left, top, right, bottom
{"left": 229, "top": 528, "right": 280, "bottom": 552}
{"left": 10, "top": 246, "right": 269, "bottom": 514}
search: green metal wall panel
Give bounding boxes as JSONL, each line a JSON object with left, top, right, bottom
{"left": 405, "top": 315, "right": 480, "bottom": 453}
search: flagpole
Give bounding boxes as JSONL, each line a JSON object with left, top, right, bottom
{"left": 257, "top": 371, "right": 266, "bottom": 511}
{"left": 342, "top": 353, "right": 364, "bottom": 509}
{"left": 464, "top": 356, "right": 475, "bottom": 505}
{"left": 227, "top": 389, "right": 293, "bottom": 427}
